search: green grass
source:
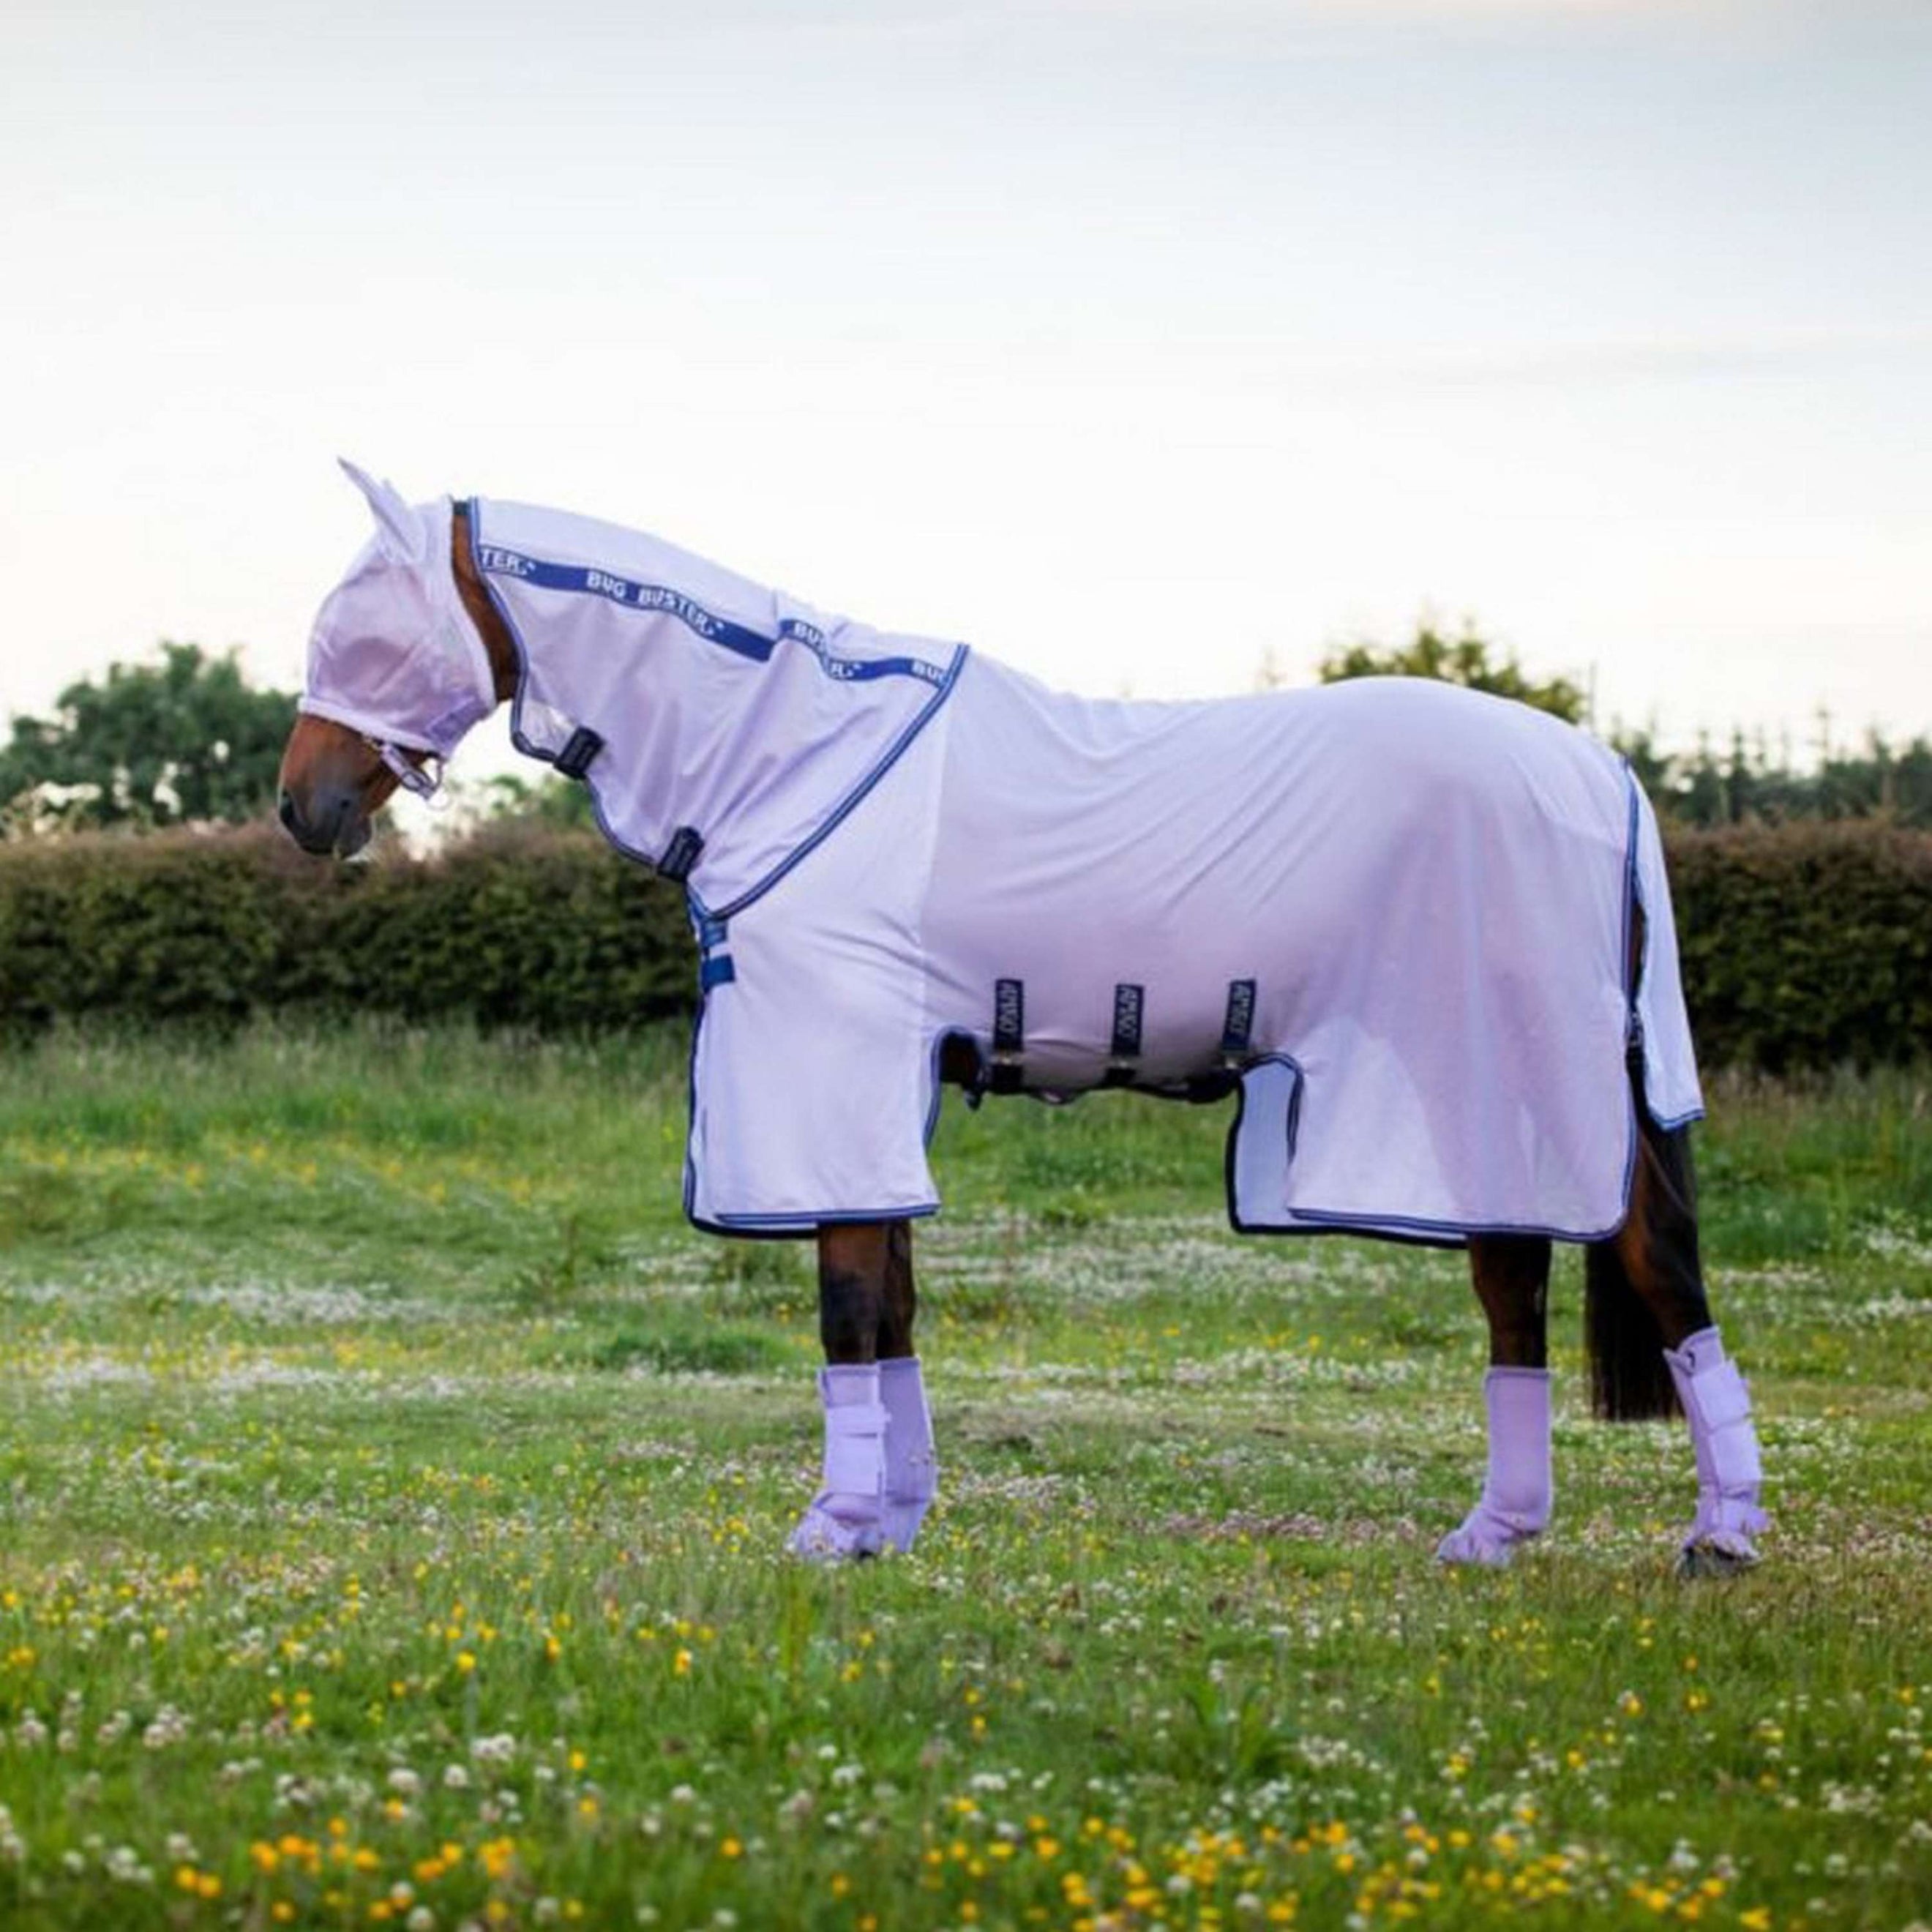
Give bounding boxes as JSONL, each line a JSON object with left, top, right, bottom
{"left": 1, "top": 1022, "right": 1930, "bottom": 1929}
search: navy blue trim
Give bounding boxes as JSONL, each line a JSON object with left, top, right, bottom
{"left": 476, "top": 541, "right": 951, "bottom": 687}
{"left": 708, "top": 643, "right": 968, "bottom": 923}
{"left": 776, "top": 617, "right": 954, "bottom": 687}
{"left": 696, "top": 1203, "right": 941, "bottom": 1235}
{"left": 476, "top": 547, "right": 776, "bottom": 661}
{"left": 700, "top": 954, "right": 736, "bottom": 991}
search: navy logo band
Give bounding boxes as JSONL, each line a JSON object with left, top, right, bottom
{"left": 479, "top": 547, "right": 946, "bottom": 686}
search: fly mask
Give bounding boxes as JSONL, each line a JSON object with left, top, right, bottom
{"left": 299, "top": 462, "right": 500, "bottom": 798}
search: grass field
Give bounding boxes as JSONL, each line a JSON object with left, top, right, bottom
{"left": 1, "top": 1023, "right": 1929, "bottom": 1931}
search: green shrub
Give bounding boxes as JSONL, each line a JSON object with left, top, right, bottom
{"left": 0, "top": 821, "right": 694, "bottom": 1037}
{"left": 1667, "top": 820, "right": 1932, "bottom": 1072}
{"left": 3, "top": 818, "right": 1928, "bottom": 1070}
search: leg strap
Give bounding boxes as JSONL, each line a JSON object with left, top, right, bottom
{"left": 823, "top": 1396, "right": 888, "bottom": 1496}
{"left": 879, "top": 1356, "right": 937, "bottom": 1553}
{"left": 787, "top": 1365, "right": 887, "bottom": 1562}
{"left": 1437, "top": 1367, "right": 1551, "bottom": 1568}
{"left": 1664, "top": 1326, "right": 1768, "bottom": 1552}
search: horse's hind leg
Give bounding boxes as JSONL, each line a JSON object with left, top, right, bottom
{"left": 787, "top": 1219, "right": 937, "bottom": 1561}
{"left": 1437, "top": 1235, "right": 1554, "bottom": 1567}
{"left": 1592, "top": 1093, "right": 1767, "bottom": 1576}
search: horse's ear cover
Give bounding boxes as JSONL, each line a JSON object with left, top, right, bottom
{"left": 339, "top": 457, "right": 429, "bottom": 564}
{"left": 296, "top": 460, "right": 498, "bottom": 760}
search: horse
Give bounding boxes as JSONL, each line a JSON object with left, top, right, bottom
{"left": 278, "top": 462, "right": 1768, "bottom": 1576}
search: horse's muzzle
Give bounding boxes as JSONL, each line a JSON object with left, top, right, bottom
{"left": 278, "top": 787, "right": 370, "bottom": 859}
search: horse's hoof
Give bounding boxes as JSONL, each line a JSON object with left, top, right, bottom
{"left": 1435, "top": 1527, "right": 1522, "bottom": 1569}
{"left": 786, "top": 1503, "right": 886, "bottom": 1563}
{"left": 1436, "top": 1504, "right": 1544, "bottom": 1569}
{"left": 1676, "top": 1539, "right": 1759, "bottom": 1580}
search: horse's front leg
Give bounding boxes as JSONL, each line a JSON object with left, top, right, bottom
{"left": 786, "top": 1220, "right": 938, "bottom": 1560}
{"left": 1437, "top": 1235, "right": 1554, "bottom": 1568}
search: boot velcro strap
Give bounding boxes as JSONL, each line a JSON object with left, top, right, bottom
{"left": 1685, "top": 1360, "right": 1763, "bottom": 1493}
{"left": 1690, "top": 1359, "right": 1752, "bottom": 1433}
{"left": 1710, "top": 1417, "right": 1763, "bottom": 1491}
{"left": 824, "top": 1401, "right": 887, "bottom": 1497}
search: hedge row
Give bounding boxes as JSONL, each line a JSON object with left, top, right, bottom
{"left": 1666, "top": 820, "right": 1932, "bottom": 1072}
{"left": 0, "top": 823, "right": 694, "bottom": 1037}
{"left": 2, "top": 819, "right": 1928, "bottom": 1070}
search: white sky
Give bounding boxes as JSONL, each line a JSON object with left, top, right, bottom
{"left": 3, "top": 0, "right": 1928, "bottom": 781}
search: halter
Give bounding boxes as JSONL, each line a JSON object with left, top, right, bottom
{"left": 367, "top": 735, "right": 449, "bottom": 807}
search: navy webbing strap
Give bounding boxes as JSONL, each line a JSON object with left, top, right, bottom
{"left": 659, "top": 825, "right": 705, "bottom": 883}
{"left": 1101, "top": 982, "right": 1145, "bottom": 1087}
{"left": 555, "top": 724, "right": 604, "bottom": 780}
{"left": 1219, "top": 978, "right": 1257, "bottom": 1066}
{"left": 989, "top": 978, "right": 1025, "bottom": 1094}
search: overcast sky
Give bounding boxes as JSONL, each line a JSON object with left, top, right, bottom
{"left": 3, "top": 0, "right": 1928, "bottom": 779}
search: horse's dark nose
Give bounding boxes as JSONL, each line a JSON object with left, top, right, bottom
{"left": 278, "top": 786, "right": 354, "bottom": 856}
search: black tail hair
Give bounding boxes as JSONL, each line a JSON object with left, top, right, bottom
{"left": 1584, "top": 1237, "right": 1681, "bottom": 1421}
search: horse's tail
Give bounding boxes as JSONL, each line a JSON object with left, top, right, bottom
{"left": 1583, "top": 1205, "right": 1685, "bottom": 1423}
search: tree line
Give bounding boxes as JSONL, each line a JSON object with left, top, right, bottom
{"left": 4, "top": 634, "right": 1928, "bottom": 835}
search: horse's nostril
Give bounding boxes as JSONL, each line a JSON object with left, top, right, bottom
{"left": 277, "top": 790, "right": 299, "bottom": 833}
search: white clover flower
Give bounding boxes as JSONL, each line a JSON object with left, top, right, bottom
{"left": 388, "top": 1768, "right": 423, "bottom": 1798}
{"left": 443, "top": 1764, "right": 471, "bottom": 1791}
{"left": 144, "top": 1708, "right": 190, "bottom": 1751}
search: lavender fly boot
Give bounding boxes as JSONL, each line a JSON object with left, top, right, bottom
{"left": 879, "top": 1356, "right": 938, "bottom": 1552}
{"left": 1665, "top": 1325, "right": 1767, "bottom": 1576}
{"left": 1437, "top": 1366, "right": 1553, "bottom": 1567}
{"left": 787, "top": 1364, "right": 888, "bottom": 1561}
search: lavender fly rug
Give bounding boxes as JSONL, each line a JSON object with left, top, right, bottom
{"left": 302, "top": 475, "right": 1704, "bottom": 1246}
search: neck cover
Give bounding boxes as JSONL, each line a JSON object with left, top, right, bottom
{"left": 469, "top": 495, "right": 966, "bottom": 912}
{"left": 299, "top": 462, "right": 498, "bottom": 760}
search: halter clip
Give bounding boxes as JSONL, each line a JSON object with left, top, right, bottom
{"left": 369, "top": 737, "right": 449, "bottom": 809}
